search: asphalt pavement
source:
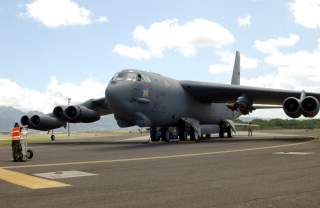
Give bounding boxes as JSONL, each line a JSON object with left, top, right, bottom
{"left": 0, "top": 132, "right": 319, "bottom": 208}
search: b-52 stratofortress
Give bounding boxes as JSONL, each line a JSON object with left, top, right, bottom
{"left": 21, "top": 51, "right": 320, "bottom": 142}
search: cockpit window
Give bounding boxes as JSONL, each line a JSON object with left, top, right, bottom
{"left": 112, "top": 71, "right": 151, "bottom": 82}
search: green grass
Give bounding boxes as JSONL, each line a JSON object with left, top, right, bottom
{"left": 0, "top": 130, "right": 141, "bottom": 147}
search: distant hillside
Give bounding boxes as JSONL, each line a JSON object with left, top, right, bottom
{"left": 0, "top": 106, "right": 120, "bottom": 132}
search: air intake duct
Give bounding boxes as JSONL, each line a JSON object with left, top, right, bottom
{"left": 64, "top": 105, "right": 100, "bottom": 123}
{"left": 301, "top": 96, "right": 319, "bottom": 117}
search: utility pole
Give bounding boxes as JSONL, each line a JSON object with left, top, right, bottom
{"left": 67, "top": 98, "right": 71, "bottom": 136}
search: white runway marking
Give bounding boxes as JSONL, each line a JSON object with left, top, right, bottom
{"left": 273, "top": 152, "right": 314, "bottom": 155}
{"left": 34, "top": 171, "right": 96, "bottom": 179}
{"left": 122, "top": 136, "right": 149, "bottom": 141}
{"left": 0, "top": 140, "right": 314, "bottom": 170}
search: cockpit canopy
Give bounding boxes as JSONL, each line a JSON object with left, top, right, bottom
{"left": 111, "top": 71, "right": 151, "bottom": 82}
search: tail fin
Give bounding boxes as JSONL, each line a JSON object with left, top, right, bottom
{"left": 231, "top": 51, "right": 240, "bottom": 85}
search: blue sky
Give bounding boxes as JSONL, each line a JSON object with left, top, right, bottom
{"left": 0, "top": 0, "right": 320, "bottom": 118}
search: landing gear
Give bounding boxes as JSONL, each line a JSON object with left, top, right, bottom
{"left": 161, "top": 128, "right": 171, "bottom": 143}
{"left": 48, "top": 130, "right": 55, "bottom": 141}
{"left": 219, "top": 128, "right": 224, "bottom": 138}
{"left": 177, "top": 124, "right": 187, "bottom": 141}
{"left": 150, "top": 127, "right": 160, "bottom": 142}
{"left": 190, "top": 128, "right": 200, "bottom": 142}
{"left": 227, "top": 126, "right": 232, "bottom": 138}
{"left": 219, "top": 122, "right": 233, "bottom": 138}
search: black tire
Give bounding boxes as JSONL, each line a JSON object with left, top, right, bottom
{"left": 190, "top": 128, "right": 200, "bottom": 142}
{"left": 27, "top": 149, "right": 33, "bottom": 159}
{"left": 150, "top": 127, "right": 160, "bottom": 142}
{"left": 227, "top": 127, "right": 232, "bottom": 138}
{"left": 205, "top": 134, "right": 211, "bottom": 138}
{"left": 51, "top": 135, "right": 55, "bottom": 141}
{"left": 161, "top": 128, "right": 170, "bottom": 143}
{"left": 219, "top": 129, "right": 224, "bottom": 138}
{"left": 178, "top": 124, "right": 186, "bottom": 141}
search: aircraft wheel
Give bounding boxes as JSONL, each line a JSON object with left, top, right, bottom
{"left": 178, "top": 126, "right": 187, "bottom": 141}
{"left": 219, "top": 128, "right": 224, "bottom": 138}
{"left": 206, "top": 134, "right": 211, "bottom": 138}
{"left": 150, "top": 127, "right": 160, "bottom": 142}
{"left": 161, "top": 128, "right": 171, "bottom": 143}
{"left": 27, "top": 149, "right": 33, "bottom": 159}
{"left": 227, "top": 127, "right": 232, "bottom": 138}
{"left": 190, "top": 128, "right": 200, "bottom": 142}
{"left": 51, "top": 135, "right": 55, "bottom": 141}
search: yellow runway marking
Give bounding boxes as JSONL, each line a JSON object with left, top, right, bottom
{"left": 0, "top": 140, "right": 314, "bottom": 170}
{"left": 0, "top": 168, "right": 70, "bottom": 189}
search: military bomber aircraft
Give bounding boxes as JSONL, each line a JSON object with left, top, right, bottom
{"left": 20, "top": 51, "right": 320, "bottom": 142}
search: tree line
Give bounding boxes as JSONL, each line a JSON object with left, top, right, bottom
{"left": 237, "top": 119, "right": 320, "bottom": 130}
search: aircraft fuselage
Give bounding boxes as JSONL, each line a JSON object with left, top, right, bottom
{"left": 106, "top": 70, "right": 236, "bottom": 128}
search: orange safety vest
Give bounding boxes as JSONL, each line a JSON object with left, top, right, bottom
{"left": 11, "top": 127, "right": 21, "bottom": 141}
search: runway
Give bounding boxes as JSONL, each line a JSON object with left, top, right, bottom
{"left": 0, "top": 132, "right": 319, "bottom": 208}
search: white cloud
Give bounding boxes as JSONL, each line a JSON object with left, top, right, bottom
{"left": 0, "top": 77, "right": 106, "bottom": 113}
{"left": 237, "top": 15, "right": 252, "bottom": 27}
{"left": 290, "top": 0, "right": 320, "bottom": 29}
{"left": 113, "top": 19, "right": 235, "bottom": 59}
{"left": 112, "top": 45, "right": 154, "bottom": 60}
{"left": 253, "top": 34, "right": 320, "bottom": 87}
{"left": 254, "top": 34, "right": 300, "bottom": 54}
{"left": 96, "top": 16, "right": 109, "bottom": 23}
{"left": 24, "top": 0, "right": 108, "bottom": 28}
{"left": 209, "top": 51, "right": 258, "bottom": 75}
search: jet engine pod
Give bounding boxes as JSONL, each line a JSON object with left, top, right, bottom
{"left": 282, "top": 97, "right": 301, "bottom": 118}
{"left": 53, "top": 105, "right": 68, "bottom": 120}
{"left": 64, "top": 105, "right": 100, "bottom": 123}
{"left": 301, "top": 96, "right": 320, "bottom": 117}
{"left": 30, "top": 114, "right": 65, "bottom": 131}
{"left": 21, "top": 115, "right": 32, "bottom": 127}
{"left": 234, "top": 95, "right": 252, "bottom": 115}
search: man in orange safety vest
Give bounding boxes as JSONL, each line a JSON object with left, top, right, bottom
{"left": 11, "top": 122, "right": 23, "bottom": 161}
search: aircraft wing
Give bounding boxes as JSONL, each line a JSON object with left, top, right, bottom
{"left": 180, "top": 81, "right": 320, "bottom": 105}
{"left": 80, "top": 97, "right": 113, "bottom": 116}
{"left": 21, "top": 97, "right": 113, "bottom": 131}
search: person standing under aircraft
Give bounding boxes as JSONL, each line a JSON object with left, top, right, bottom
{"left": 248, "top": 122, "right": 253, "bottom": 136}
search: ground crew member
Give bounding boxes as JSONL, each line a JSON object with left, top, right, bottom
{"left": 248, "top": 122, "right": 253, "bottom": 137}
{"left": 11, "top": 122, "right": 22, "bottom": 161}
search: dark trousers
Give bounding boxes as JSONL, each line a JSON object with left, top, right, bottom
{"left": 11, "top": 140, "right": 22, "bottom": 161}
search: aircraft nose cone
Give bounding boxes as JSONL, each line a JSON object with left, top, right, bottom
{"left": 105, "top": 82, "right": 132, "bottom": 114}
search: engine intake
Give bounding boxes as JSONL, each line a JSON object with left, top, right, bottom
{"left": 283, "top": 97, "right": 301, "bottom": 118}
{"left": 233, "top": 95, "right": 253, "bottom": 115}
{"left": 53, "top": 105, "right": 68, "bottom": 120}
{"left": 301, "top": 96, "right": 320, "bottom": 117}
{"left": 64, "top": 105, "right": 100, "bottom": 123}
{"left": 21, "top": 115, "right": 32, "bottom": 127}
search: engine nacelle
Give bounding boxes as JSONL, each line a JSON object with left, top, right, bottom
{"left": 21, "top": 115, "right": 32, "bottom": 128}
{"left": 301, "top": 96, "right": 320, "bottom": 117}
{"left": 53, "top": 105, "right": 68, "bottom": 120}
{"left": 64, "top": 105, "right": 100, "bottom": 123}
{"left": 233, "top": 95, "right": 252, "bottom": 115}
{"left": 29, "top": 114, "right": 65, "bottom": 131}
{"left": 283, "top": 97, "right": 301, "bottom": 118}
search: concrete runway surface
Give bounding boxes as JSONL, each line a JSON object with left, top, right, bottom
{"left": 0, "top": 132, "right": 319, "bottom": 208}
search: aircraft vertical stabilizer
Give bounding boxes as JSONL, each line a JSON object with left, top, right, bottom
{"left": 231, "top": 51, "right": 240, "bottom": 85}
